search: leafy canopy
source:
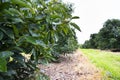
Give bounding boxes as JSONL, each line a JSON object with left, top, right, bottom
{"left": 82, "top": 19, "right": 120, "bottom": 50}
{"left": 0, "top": 0, "right": 80, "bottom": 79}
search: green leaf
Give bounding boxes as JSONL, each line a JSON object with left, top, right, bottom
{"left": 11, "top": 0, "right": 35, "bottom": 14}
{"left": 0, "top": 51, "right": 14, "bottom": 59}
{"left": 51, "top": 14, "right": 61, "bottom": 19}
{"left": 12, "top": 18, "right": 23, "bottom": 23}
{"left": 0, "top": 58, "right": 7, "bottom": 72}
{"left": 4, "top": 8, "right": 23, "bottom": 17}
{"left": 0, "top": 31, "right": 3, "bottom": 40}
{"left": 13, "top": 47, "right": 24, "bottom": 52}
{"left": 25, "top": 36, "right": 46, "bottom": 47}
{"left": 29, "top": 29, "right": 40, "bottom": 37}
{"left": 12, "top": 25, "right": 19, "bottom": 37}
{"left": 4, "top": 9, "right": 14, "bottom": 16}
{"left": 35, "top": 15, "right": 45, "bottom": 21}
{"left": 25, "top": 36, "right": 37, "bottom": 45}
{"left": 39, "top": 0, "right": 46, "bottom": 7}
{"left": 31, "top": 48, "right": 37, "bottom": 63}
{"left": 9, "top": 8, "right": 22, "bottom": 16}
{"left": 0, "top": 27, "right": 15, "bottom": 39}
{"left": 16, "top": 36, "right": 25, "bottom": 46}
{"left": 71, "top": 16, "right": 79, "bottom": 19}
{"left": 11, "top": 0, "right": 28, "bottom": 7}
{"left": 36, "top": 40, "right": 46, "bottom": 48}
{"left": 62, "top": 26, "right": 68, "bottom": 35}
{"left": 70, "top": 22, "right": 81, "bottom": 31}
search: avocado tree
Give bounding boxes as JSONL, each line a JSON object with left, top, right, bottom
{"left": 98, "top": 19, "right": 120, "bottom": 50}
{"left": 0, "top": 0, "right": 80, "bottom": 79}
{"left": 52, "top": 28, "right": 79, "bottom": 57}
{"left": 82, "top": 19, "right": 120, "bottom": 50}
{"left": 82, "top": 33, "right": 97, "bottom": 49}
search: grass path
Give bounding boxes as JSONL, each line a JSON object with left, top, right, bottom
{"left": 39, "top": 49, "right": 102, "bottom": 80}
{"left": 81, "top": 49, "right": 120, "bottom": 80}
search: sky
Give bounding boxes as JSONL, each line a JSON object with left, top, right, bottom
{"left": 63, "top": 0, "right": 120, "bottom": 44}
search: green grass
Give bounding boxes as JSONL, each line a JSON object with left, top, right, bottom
{"left": 80, "top": 49, "right": 120, "bottom": 80}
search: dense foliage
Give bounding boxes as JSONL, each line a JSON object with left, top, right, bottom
{"left": 52, "top": 28, "right": 79, "bottom": 57}
{"left": 0, "top": 0, "right": 80, "bottom": 80}
{"left": 82, "top": 19, "right": 120, "bottom": 50}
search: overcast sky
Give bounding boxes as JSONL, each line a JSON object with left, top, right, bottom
{"left": 63, "top": 0, "right": 120, "bottom": 44}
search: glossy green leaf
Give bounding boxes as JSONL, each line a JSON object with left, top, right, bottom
{"left": 31, "top": 48, "right": 38, "bottom": 64}
{"left": 0, "top": 27, "right": 15, "bottom": 39}
{"left": 0, "top": 51, "right": 14, "bottom": 59}
{"left": 11, "top": 0, "right": 35, "bottom": 14}
{"left": 62, "top": 26, "right": 68, "bottom": 35}
{"left": 25, "top": 36, "right": 37, "bottom": 45}
{"left": 36, "top": 40, "right": 46, "bottom": 48}
{"left": 71, "top": 16, "right": 79, "bottom": 19}
{"left": 12, "top": 18, "right": 23, "bottom": 23}
{"left": 13, "top": 47, "right": 24, "bottom": 52}
{"left": 4, "top": 8, "right": 23, "bottom": 17}
{"left": 11, "top": 0, "right": 28, "bottom": 7}
{"left": 70, "top": 22, "right": 81, "bottom": 31}
{"left": 35, "top": 15, "right": 45, "bottom": 21}
{"left": 4, "top": 9, "right": 14, "bottom": 16}
{"left": 51, "top": 14, "right": 61, "bottom": 19}
{"left": 39, "top": 0, "right": 46, "bottom": 7}
{"left": 16, "top": 36, "right": 25, "bottom": 46}
{"left": 25, "top": 36, "right": 46, "bottom": 47}
{"left": 10, "top": 8, "right": 23, "bottom": 17}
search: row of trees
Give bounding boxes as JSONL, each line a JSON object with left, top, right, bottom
{"left": 0, "top": 0, "right": 80, "bottom": 80}
{"left": 82, "top": 19, "right": 120, "bottom": 50}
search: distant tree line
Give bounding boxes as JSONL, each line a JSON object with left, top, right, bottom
{"left": 82, "top": 19, "right": 120, "bottom": 50}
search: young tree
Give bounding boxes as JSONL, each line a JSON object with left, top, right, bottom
{"left": 0, "top": 0, "right": 80, "bottom": 79}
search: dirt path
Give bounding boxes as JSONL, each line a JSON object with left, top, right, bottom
{"left": 39, "top": 50, "right": 102, "bottom": 80}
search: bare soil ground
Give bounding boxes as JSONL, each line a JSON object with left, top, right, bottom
{"left": 39, "top": 50, "right": 102, "bottom": 80}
